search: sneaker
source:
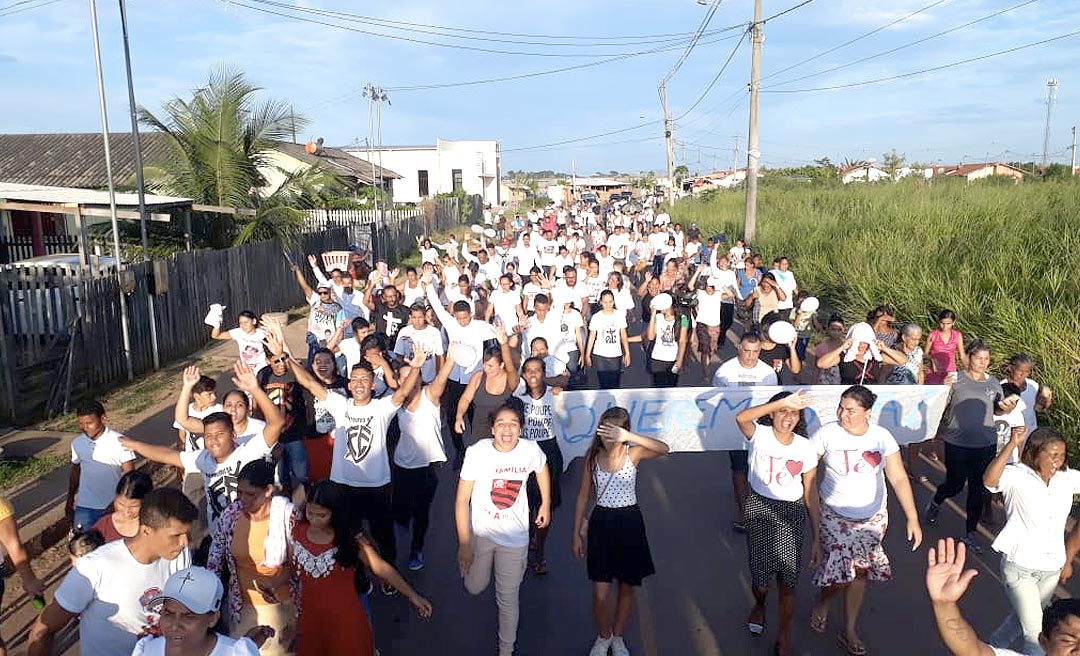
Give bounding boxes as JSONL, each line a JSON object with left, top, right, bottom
{"left": 924, "top": 500, "right": 941, "bottom": 525}
{"left": 407, "top": 551, "right": 425, "bottom": 571}
{"left": 610, "top": 636, "right": 630, "bottom": 656}
{"left": 381, "top": 582, "right": 398, "bottom": 596}
{"left": 959, "top": 533, "right": 983, "bottom": 555}
{"left": 589, "top": 635, "right": 613, "bottom": 656}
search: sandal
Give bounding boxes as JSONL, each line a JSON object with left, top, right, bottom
{"left": 533, "top": 558, "right": 548, "bottom": 576}
{"left": 809, "top": 610, "right": 827, "bottom": 634}
{"left": 837, "top": 632, "right": 868, "bottom": 655}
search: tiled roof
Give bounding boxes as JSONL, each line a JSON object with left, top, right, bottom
{"left": 0, "top": 132, "right": 172, "bottom": 189}
{"left": 275, "top": 142, "right": 401, "bottom": 183}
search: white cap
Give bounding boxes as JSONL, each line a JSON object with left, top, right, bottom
{"left": 706, "top": 277, "right": 723, "bottom": 288}
{"left": 148, "top": 567, "right": 224, "bottom": 615}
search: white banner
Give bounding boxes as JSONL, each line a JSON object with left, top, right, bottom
{"left": 553, "top": 385, "right": 951, "bottom": 470}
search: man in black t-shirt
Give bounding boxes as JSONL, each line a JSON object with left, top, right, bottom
{"left": 257, "top": 352, "right": 309, "bottom": 496}
{"left": 758, "top": 318, "right": 803, "bottom": 384}
{"left": 365, "top": 284, "right": 410, "bottom": 348}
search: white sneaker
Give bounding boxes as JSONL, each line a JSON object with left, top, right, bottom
{"left": 610, "top": 636, "right": 630, "bottom": 656}
{"left": 589, "top": 635, "right": 613, "bottom": 656}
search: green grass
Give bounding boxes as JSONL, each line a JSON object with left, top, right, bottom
{"left": 672, "top": 178, "right": 1080, "bottom": 442}
{"left": 0, "top": 454, "right": 68, "bottom": 491}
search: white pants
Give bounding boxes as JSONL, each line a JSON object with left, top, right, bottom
{"left": 464, "top": 536, "right": 528, "bottom": 656}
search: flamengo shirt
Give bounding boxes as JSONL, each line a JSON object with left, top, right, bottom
{"left": 589, "top": 311, "right": 627, "bottom": 359}
{"left": 811, "top": 422, "right": 899, "bottom": 519}
{"left": 461, "top": 439, "right": 547, "bottom": 548}
{"left": 180, "top": 436, "right": 273, "bottom": 522}
{"left": 713, "top": 358, "right": 778, "bottom": 387}
{"left": 54, "top": 539, "right": 191, "bottom": 656}
{"left": 324, "top": 392, "right": 398, "bottom": 488}
{"left": 71, "top": 427, "right": 136, "bottom": 511}
{"left": 986, "top": 463, "right": 1080, "bottom": 571}
{"left": 228, "top": 328, "right": 268, "bottom": 372}
{"left": 747, "top": 425, "right": 818, "bottom": 502}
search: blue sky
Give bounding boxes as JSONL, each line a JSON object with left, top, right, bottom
{"left": 2, "top": 0, "right": 1079, "bottom": 174}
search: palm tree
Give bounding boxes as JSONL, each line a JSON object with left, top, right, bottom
{"left": 139, "top": 66, "right": 321, "bottom": 246}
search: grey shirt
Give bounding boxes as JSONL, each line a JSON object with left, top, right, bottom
{"left": 941, "top": 371, "right": 1003, "bottom": 448}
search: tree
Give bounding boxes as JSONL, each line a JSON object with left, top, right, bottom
{"left": 139, "top": 66, "right": 332, "bottom": 247}
{"left": 813, "top": 157, "right": 833, "bottom": 168}
{"left": 882, "top": 149, "right": 906, "bottom": 175}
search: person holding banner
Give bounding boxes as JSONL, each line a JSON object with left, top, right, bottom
{"left": 736, "top": 391, "right": 819, "bottom": 656}
{"left": 807, "top": 385, "right": 923, "bottom": 656}
{"left": 572, "top": 407, "right": 669, "bottom": 656}
{"left": 517, "top": 357, "right": 564, "bottom": 576}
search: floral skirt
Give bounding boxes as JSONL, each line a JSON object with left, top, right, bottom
{"left": 812, "top": 505, "right": 892, "bottom": 587}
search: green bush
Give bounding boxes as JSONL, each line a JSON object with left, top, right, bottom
{"left": 673, "top": 180, "right": 1080, "bottom": 441}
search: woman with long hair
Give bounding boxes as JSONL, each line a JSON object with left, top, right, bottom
{"left": 736, "top": 392, "right": 819, "bottom": 656}
{"left": 455, "top": 326, "right": 520, "bottom": 445}
{"left": 301, "top": 347, "right": 348, "bottom": 484}
{"left": 808, "top": 385, "right": 923, "bottom": 655}
{"left": 983, "top": 428, "right": 1080, "bottom": 654}
{"left": 572, "top": 407, "right": 669, "bottom": 656}
{"left": 585, "top": 290, "right": 631, "bottom": 390}
{"left": 291, "top": 481, "right": 432, "bottom": 656}
{"left": 644, "top": 292, "right": 688, "bottom": 388}
{"left": 91, "top": 470, "right": 153, "bottom": 542}
{"left": 924, "top": 309, "right": 967, "bottom": 384}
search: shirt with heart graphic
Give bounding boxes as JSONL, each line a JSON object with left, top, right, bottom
{"left": 460, "top": 438, "right": 547, "bottom": 548}
{"left": 811, "top": 422, "right": 900, "bottom": 519}
{"left": 747, "top": 425, "right": 818, "bottom": 502}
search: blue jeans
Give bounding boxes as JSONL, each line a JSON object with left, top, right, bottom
{"left": 989, "top": 556, "right": 1060, "bottom": 655}
{"left": 795, "top": 336, "right": 810, "bottom": 362}
{"left": 73, "top": 506, "right": 106, "bottom": 532}
{"left": 277, "top": 440, "right": 309, "bottom": 491}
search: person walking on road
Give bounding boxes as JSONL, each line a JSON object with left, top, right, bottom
{"left": 585, "top": 290, "right": 631, "bottom": 390}
{"left": 736, "top": 392, "right": 819, "bottom": 656}
{"left": 807, "top": 385, "right": 923, "bottom": 655}
{"left": 0, "top": 492, "right": 45, "bottom": 654}
{"left": 572, "top": 406, "right": 669, "bottom": 656}
{"left": 65, "top": 400, "right": 136, "bottom": 532}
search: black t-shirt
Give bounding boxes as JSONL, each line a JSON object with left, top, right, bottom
{"left": 373, "top": 300, "right": 409, "bottom": 345}
{"left": 257, "top": 368, "right": 308, "bottom": 443}
{"left": 687, "top": 226, "right": 701, "bottom": 241}
{"left": 305, "top": 376, "right": 348, "bottom": 438}
{"left": 839, "top": 356, "right": 880, "bottom": 385}
{"left": 758, "top": 344, "right": 790, "bottom": 376}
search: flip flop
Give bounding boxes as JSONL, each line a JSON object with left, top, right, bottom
{"left": 837, "top": 632, "right": 868, "bottom": 655}
{"left": 746, "top": 621, "right": 765, "bottom": 637}
{"left": 809, "top": 611, "right": 827, "bottom": 634}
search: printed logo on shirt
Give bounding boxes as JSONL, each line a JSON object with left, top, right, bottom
{"left": 491, "top": 479, "right": 523, "bottom": 509}
{"left": 139, "top": 586, "right": 164, "bottom": 636}
{"left": 208, "top": 462, "right": 241, "bottom": 517}
{"left": 830, "top": 449, "right": 882, "bottom": 474}
{"left": 346, "top": 417, "right": 374, "bottom": 463}
{"left": 771, "top": 359, "right": 783, "bottom": 373}
{"left": 604, "top": 327, "right": 618, "bottom": 345}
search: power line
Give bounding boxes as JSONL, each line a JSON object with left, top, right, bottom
{"left": 761, "top": 27, "right": 1080, "bottom": 94}
{"left": 503, "top": 121, "right": 661, "bottom": 153}
{"left": 0, "top": 0, "right": 63, "bottom": 16}
{"left": 674, "top": 28, "right": 749, "bottom": 120}
{"left": 759, "top": 0, "right": 951, "bottom": 82}
{"left": 763, "top": 0, "right": 1039, "bottom": 90}
{"left": 761, "top": 0, "right": 817, "bottom": 23}
{"left": 662, "top": 1, "right": 722, "bottom": 84}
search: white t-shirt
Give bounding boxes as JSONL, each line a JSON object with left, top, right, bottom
{"left": 133, "top": 634, "right": 261, "bottom": 656}
{"left": 511, "top": 245, "right": 538, "bottom": 274}
{"left": 312, "top": 388, "right": 347, "bottom": 435}
{"left": 515, "top": 388, "right": 562, "bottom": 442}
{"left": 612, "top": 287, "right": 635, "bottom": 316}
{"left": 770, "top": 269, "right": 797, "bottom": 310}
{"left": 179, "top": 435, "right": 273, "bottom": 521}
{"left": 987, "top": 463, "right": 1080, "bottom": 571}
{"left": 729, "top": 246, "right": 748, "bottom": 268}
{"left": 585, "top": 276, "right": 606, "bottom": 303}
{"left": 713, "top": 358, "right": 778, "bottom": 387}
{"left": 394, "top": 390, "right": 447, "bottom": 469}
{"left": 556, "top": 311, "right": 584, "bottom": 360}
{"left": 306, "top": 292, "right": 342, "bottom": 340}
{"left": 552, "top": 282, "right": 587, "bottom": 312}
{"left": 552, "top": 255, "right": 574, "bottom": 278}
{"left": 234, "top": 417, "right": 266, "bottom": 446}
{"left": 393, "top": 325, "right": 445, "bottom": 383}
{"left": 54, "top": 540, "right": 191, "bottom": 656}
{"left": 650, "top": 313, "right": 682, "bottom": 363}
{"left": 228, "top": 327, "right": 268, "bottom": 372}
{"left": 426, "top": 286, "right": 496, "bottom": 383}
{"left": 461, "top": 439, "right": 547, "bottom": 548}
{"left": 607, "top": 233, "right": 630, "bottom": 260}
{"left": 522, "top": 312, "right": 563, "bottom": 359}
{"left": 336, "top": 337, "right": 364, "bottom": 376}
{"left": 747, "top": 425, "right": 818, "bottom": 502}
{"left": 402, "top": 280, "right": 426, "bottom": 307}
{"left": 324, "top": 393, "right": 398, "bottom": 487}
{"left": 695, "top": 290, "right": 724, "bottom": 326}
{"left": 488, "top": 288, "right": 522, "bottom": 328}
{"left": 811, "top": 422, "right": 900, "bottom": 519}
{"left": 173, "top": 403, "right": 225, "bottom": 451}
{"left": 589, "top": 311, "right": 627, "bottom": 359}
{"left": 521, "top": 282, "right": 544, "bottom": 312}
{"left": 71, "top": 428, "right": 136, "bottom": 511}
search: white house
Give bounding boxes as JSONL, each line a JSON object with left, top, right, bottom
{"left": 345, "top": 139, "right": 501, "bottom": 205}
{"left": 841, "top": 165, "right": 890, "bottom": 184}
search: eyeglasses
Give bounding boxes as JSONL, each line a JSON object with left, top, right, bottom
{"left": 270, "top": 356, "right": 289, "bottom": 364}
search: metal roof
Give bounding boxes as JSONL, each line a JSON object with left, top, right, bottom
{"left": 0, "top": 182, "right": 191, "bottom": 209}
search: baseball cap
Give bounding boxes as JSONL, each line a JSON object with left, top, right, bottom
{"left": 500, "top": 237, "right": 510, "bottom": 247}
{"left": 706, "top": 277, "right": 724, "bottom": 288}
{"left": 148, "top": 567, "right": 224, "bottom": 614}
{"left": 316, "top": 281, "right": 333, "bottom": 291}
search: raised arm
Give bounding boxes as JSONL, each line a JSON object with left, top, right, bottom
{"left": 174, "top": 366, "right": 207, "bottom": 434}
{"left": 735, "top": 390, "right": 811, "bottom": 439}
{"left": 292, "top": 265, "right": 314, "bottom": 299}
{"left": 117, "top": 437, "right": 183, "bottom": 469}
{"left": 363, "top": 281, "right": 378, "bottom": 313}
{"left": 455, "top": 372, "right": 483, "bottom": 436}
{"left": 232, "top": 361, "right": 284, "bottom": 447}
{"left": 286, "top": 356, "right": 328, "bottom": 402}
{"left": 325, "top": 320, "right": 349, "bottom": 353}
{"left": 983, "top": 428, "right": 1025, "bottom": 489}
{"left": 926, "top": 538, "right": 994, "bottom": 656}
{"left": 425, "top": 350, "right": 457, "bottom": 403}
{"left": 307, "top": 253, "right": 329, "bottom": 284}
{"left": 495, "top": 325, "right": 520, "bottom": 392}
{"left": 597, "top": 423, "right": 669, "bottom": 463}
{"left": 815, "top": 339, "right": 852, "bottom": 369}
{"left": 391, "top": 349, "right": 428, "bottom": 407}
{"left": 424, "top": 277, "right": 453, "bottom": 325}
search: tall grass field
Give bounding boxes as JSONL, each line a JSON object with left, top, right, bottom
{"left": 672, "top": 179, "right": 1080, "bottom": 442}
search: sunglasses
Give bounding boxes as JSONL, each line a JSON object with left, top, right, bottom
{"left": 270, "top": 356, "right": 289, "bottom": 364}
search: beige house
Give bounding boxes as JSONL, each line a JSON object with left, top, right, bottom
{"left": 943, "top": 162, "right": 1026, "bottom": 183}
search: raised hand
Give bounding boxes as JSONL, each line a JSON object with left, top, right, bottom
{"left": 408, "top": 346, "right": 429, "bottom": 369}
{"left": 494, "top": 323, "right": 508, "bottom": 345}
{"left": 596, "top": 422, "right": 630, "bottom": 445}
{"left": 307, "top": 254, "right": 318, "bottom": 268}
{"left": 782, "top": 389, "right": 813, "bottom": 410}
{"left": 231, "top": 361, "right": 259, "bottom": 393}
{"left": 926, "top": 538, "right": 978, "bottom": 604}
{"left": 181, "top": 365, "right": 201, "bottom": 389}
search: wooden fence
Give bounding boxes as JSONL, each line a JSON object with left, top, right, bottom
{"left": 0, "top": 235, "right": 79, "bottom": 264}
{"left": 0, "top": 197, "right": 466, "bottom": 422}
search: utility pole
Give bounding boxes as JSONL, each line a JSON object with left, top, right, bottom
{"left": 363, "top": 84, "right": 390, "bottom": 262}
{"left": 118, "top": 0, "right": 159, "bottom": 370}
{"left": 732, "top": 135, "right": 741, "bottom": 172}
{"left": 660, "top": 81, "right": 676, "bottom": 206}
{"left": 1042, "top": 78, "right": 1058, "bottom": 168}
{"left": 743, "top": 0, "right": 763, "bottom": 243}
{"left": 1071, "top": 126, "right": 1077, "bottom": 175}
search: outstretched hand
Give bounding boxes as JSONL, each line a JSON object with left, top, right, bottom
{"left": 231, "top": 361, "right": 259, "bottom": 392}
{"left": 181, "top": 365, "right": 201, "bottom": 388}
{"left": 926, "top": 538, "right": 978, "bottom": 604}
{"left": 780, "top": 389, "right": 813, "bottom": 410}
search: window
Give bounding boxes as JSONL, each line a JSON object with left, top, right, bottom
{"left": 418, "top": 170, "right": 429, "bottom": 197}
{"left": 452, "top": 169, "right": 463, "bottom": 192}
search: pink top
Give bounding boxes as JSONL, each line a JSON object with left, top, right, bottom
{"left": 925, "top": 328, "right": 962, "bottom": 384}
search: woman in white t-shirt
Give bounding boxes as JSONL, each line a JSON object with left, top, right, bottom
{"left": 644, "top": 293, "right": 688, "bottom": 388}
{"left": 210, "top": 310, "right": 268, "bottom": 373}
{"left": 586, "top": 290, "right": 631, "bottom": 390}
{"left": 982, "top": 427, "right": 1080, "bottom": 654}
{"left": 455, "top": 399, "right": 550, "bottom": 656}
{"left": 736, "top": 392, "right": 819, "bottom": 656}
{"left": 605, "top": 272, "right": 635, "bottom": 320}
{"left": 807, "top": 385, "right": 923, "bottom": 655}
{"left": 485, "top": 275, "right": 525, "bottom": 337}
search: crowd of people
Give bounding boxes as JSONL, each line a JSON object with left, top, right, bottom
{"left": 3, "top": 196, "right": 1076, "bottom": 656}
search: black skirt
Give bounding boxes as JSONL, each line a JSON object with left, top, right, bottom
{"left": 586, "top": 504, "right": 655, "bottom": 586}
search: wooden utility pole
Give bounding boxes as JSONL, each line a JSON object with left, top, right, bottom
{"left": 743, "top": 0, "right": 763, "bottom": 242}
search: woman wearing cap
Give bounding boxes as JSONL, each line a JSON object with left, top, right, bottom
{"left": 644, "top": 292, "right": 688, "bottom": 388}
{"left": 132, "top": 566, "right": 272, "bottom": 656}
{"left": 814, "top": 323, "right": 907, "bottom": 386}
{"left": 807, "top": 385, "right": 923, "bottom": 655}
{"left": 208, "top": 460, "right": 300, "bottom": 656}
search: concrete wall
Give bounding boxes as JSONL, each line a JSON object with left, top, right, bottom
{"left": 346, "top": 139, "right": 501, "bottom": 205}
